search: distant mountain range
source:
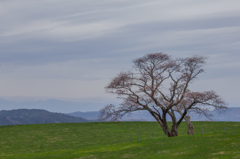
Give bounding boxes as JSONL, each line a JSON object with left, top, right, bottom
{"left": 67, "top": 107, "right": 240, "bottom": 122}
{"left": 0, "top": 98, "right": 108, "bottom": 113}
{"left": 0, "top": 97, "right": 239, "bottom": 122}
{"left": 0, "top": 109, "right": 88, "bottom": 126}
{"left": 67, "top": 111, "right": 100, "bottom": 120}
{"left": 0, "top": 107, "right": 239, "bottom": 126}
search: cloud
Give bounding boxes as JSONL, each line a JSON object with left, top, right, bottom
{"left": 0, "top": 0, "right": 239, "bottom": 109}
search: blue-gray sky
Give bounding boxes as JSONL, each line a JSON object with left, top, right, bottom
{"left": 0, "top": 0, "right": 240, "bottom": 112}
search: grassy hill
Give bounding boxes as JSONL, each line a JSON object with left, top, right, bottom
{"left": 0, "top": 122, "right": 240, "bottom": 158}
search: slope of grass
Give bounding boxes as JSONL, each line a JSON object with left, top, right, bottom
{"left": 0, "top": 122, "right": 240, "bottom": 158}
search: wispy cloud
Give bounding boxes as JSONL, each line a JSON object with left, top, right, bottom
{"left": 0, "top": 0, "right": 239, "bottom": 110}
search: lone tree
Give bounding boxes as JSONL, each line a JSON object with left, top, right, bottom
{"left": 100, "top": 53, "right": 227, "bottom": 137}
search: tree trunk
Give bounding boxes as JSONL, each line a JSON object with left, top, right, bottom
{"left": 156, "top": 113, "right": 179, "bottom": 137}
{"left": 185, "top": 116, "right": 194, "bottom": 135}
{"left": 169, "top": 124, "right": 178, "bottom": 137}
{"left": 163, "top": 124, "right": 178, "bottom": 137}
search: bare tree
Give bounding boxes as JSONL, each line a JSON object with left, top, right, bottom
{"left": 100, "top": 53, "right": 227, "bottom": 137}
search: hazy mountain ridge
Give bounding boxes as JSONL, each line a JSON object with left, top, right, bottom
{"left": 0, "top": 98, "right": 108, "bottom": 113}
{"left": 67, "top": 111, "right": 100, "bottom": 120}
{"left": 1, "top": 107, "right": 239, "bottom": 126}
{"left": 67, "top": 110, "right": 177, "bottom": 121}
{"left": 67, "top": 107, "right": 240, "bottom": 122}
{"left": 0, "top": 109, "right": 88, "bottom": 126}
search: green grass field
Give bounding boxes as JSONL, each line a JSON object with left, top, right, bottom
{"left": 0, "top": 121, "right": 240, "bottom": 159}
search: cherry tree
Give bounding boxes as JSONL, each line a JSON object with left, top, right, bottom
{"left": 100, "top": 53, "right": 227, "bottom": 137}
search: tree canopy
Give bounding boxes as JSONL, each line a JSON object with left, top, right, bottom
{"left": 100, "top": 52, "right": 227, "bottom": 137}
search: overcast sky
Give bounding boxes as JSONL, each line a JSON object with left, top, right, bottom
{"left": 0, "top": 0, "right": 240, "bottom": 111}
